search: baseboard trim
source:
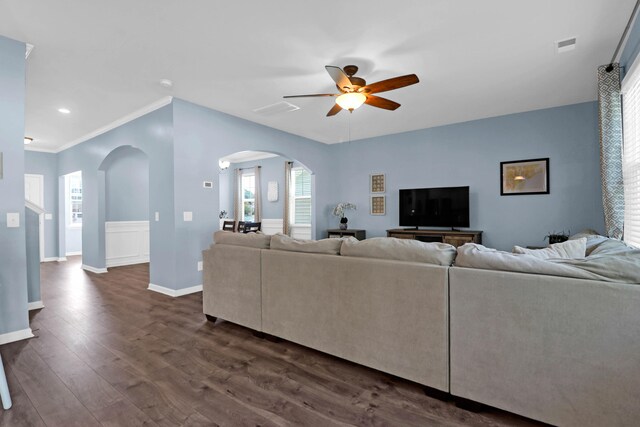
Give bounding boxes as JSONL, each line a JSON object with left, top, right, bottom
{"left": 148, "top": 283, "right": 203, "bottom": 297}
{"left": 66, "top": 251, "right": 82, "bottom": 256}
{"left": 28, "top": 301, "right": 45, "bottom": 311}
{"left": 0, "top": 328, "right": 34, "bottom": 345}
{"left": 43, "top": 257, "right": 58, "bottom": 263}
{"left": 106, "top": 256, "right": 150, "bottom": 268}
{"left": 82, "top": 264, "right": 108, "bottom": 274}
{"left": 57, "top": 257, "right": 67, "bottom": 262}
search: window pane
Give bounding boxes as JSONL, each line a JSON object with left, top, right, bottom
{"left": 243, "top": 201, "right": 255, "bottom": 222}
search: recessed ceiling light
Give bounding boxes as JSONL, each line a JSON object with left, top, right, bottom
{"left": 58, "top": 107, "right": 71, "bottom": 114}
{"left": 24, "top": 137, "right": 33, "bottom": 145}
{"left": 159, "top": 79, "right": 173, "bottom": 88}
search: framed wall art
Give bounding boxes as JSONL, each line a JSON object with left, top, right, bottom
{"left": 370, "top": 195, "right": 386, "bottom": 215}
{"left": 370, "top": 173, "right": 385, "bottom": 193}
{"left": 500, "top": 158, "right": 549, "bottom": 195}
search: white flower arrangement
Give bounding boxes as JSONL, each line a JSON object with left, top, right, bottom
{"left": 332, "top": 202, "right": 356, "bottom": 218}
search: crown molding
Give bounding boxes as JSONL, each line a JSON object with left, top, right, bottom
{"left": 54, "top": 96, "right": 173, "bottom": 153}
{"left": 24, "top": 146, "right": 57, "bottom": 153}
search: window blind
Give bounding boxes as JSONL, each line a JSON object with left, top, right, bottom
{"left": 622, "top": 61, "right": 640, "bottom": 247}
{"left": 291, "top": 168, "right": 312, "bottom": 225}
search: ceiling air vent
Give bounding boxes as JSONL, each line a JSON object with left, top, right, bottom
{"left": 556, "top": 37, "right": 577, "bottom": 54}
{"left": 253, "top": 101, "right": 300, "bottom": 116}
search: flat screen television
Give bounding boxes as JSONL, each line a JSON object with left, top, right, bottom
{"left": 399, "top": 186, "right": 469, "bottom": 228}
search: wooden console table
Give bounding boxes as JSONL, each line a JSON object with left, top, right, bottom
{"left": 386, "top": 229, "right": 482, "bottom": 248}
{"left": 327, "top": 229, "right": 366, "bottom": 240}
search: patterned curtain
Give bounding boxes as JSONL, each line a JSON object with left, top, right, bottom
{"left": 598, "top": 63, "right": 625, "bottom": 239}
{"left": 283, "top": 161, "right": 293, "bottom": 235}
{"left": 254, "top": 166, "right": 262, "bottom": 222}
{"left": 233, "top": 168, "right": 243, "bottom": 222}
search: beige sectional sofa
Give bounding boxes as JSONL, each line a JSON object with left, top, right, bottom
{"left": 203, "top": 231, "right": 640, "bottom": 426}
{"left": 203, "top": 232, "right": 453, "bottom": 392}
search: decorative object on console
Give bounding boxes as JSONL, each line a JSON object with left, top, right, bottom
{"left": 370, "top": 195, "right": 386, "bottom": 215}
{"left": 333, "top": 202, "right": 356, "bottom": 230}
{"left": 370, "top": 173, "right": 385, "bottom": 193}
{"left": 500, "top": 158, "right": 549, "bottom": 195}
{"left": 219, "top": 210, "right": 228, "bottom": 219}
{"left": 545, "top": 230, "right": 570, "bottom": 244}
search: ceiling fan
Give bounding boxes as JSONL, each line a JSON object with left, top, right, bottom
{"left": 284, "top": 65, "right": 419, "bottom": 116}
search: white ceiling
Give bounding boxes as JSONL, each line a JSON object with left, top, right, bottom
{"left": 0, "top": 0, "right": 635, "bottom": 152}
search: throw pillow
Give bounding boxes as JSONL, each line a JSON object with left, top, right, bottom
{"left": 270, "top": 233, "right": 343, "bottom": 255}
{"left": 340, "top": 237, "right": 456, "bottom": 266}
{"left": 213, "top": 230, "right": 271, "bottom": 249}
{"left": 512, "top": 237, "right": 586, "bottom": 259}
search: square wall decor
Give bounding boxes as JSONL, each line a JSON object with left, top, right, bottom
{"left": 500, "top": 158, "right": 549, "bottom": 195}
{"left": 370, "top": 195, "right": 386, "bottom": 215}
{"left": 370, "top": 173, "right": 385, "bottom": 193}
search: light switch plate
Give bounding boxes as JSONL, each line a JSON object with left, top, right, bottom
{"left": 183, "top": 211, "right": 193, "bottom": 222}
{"left": 155, "top": 212, "right": 160, "bottom": 221}
{"left": 197, "top": 261, "right": 203, "bottom": 271}
{"left": 203, "top": 181, "right": 213, "bottom": 189}
{"left": 45, "top": 213, "right": 53, "bottom": 220}
{"left": 7, "top": 212, "right": 20, "bottom": 228}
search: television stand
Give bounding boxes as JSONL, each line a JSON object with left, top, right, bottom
{"left": 386, "top": 228, "right": 482, "bottom": 248}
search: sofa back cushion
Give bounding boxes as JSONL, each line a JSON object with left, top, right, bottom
{"left": 270, "top": 233, "right": 342, "bottom": 255}
{"left": 340, "top": 237, "right": 457, "bottom": 266}
{"left": 512, "top": 238, "right": 586, "bottom": 259}
{"left": 213, "top": 230, "right": 271, "bottom": 249}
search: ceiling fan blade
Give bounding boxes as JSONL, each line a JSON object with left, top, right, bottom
{"left": 363, "top": 74, "right": 419, "bottom": 94}
{"left": 326, "top": 103, "right": 342, "bottom": 116}
{"left": 283, "top": 94, "right": 337, "bottom": 98}
{"left": 325, "top": 66, "right": 353, "bottom": 91}
{"left": 364, "top": 95, "right": 401, "bottom": 110}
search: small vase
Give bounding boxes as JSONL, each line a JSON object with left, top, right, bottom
{"left": 339, "top": 217, "right": 348, "bottom": 230}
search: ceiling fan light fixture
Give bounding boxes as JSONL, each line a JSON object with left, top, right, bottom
{"left": 336, "top": 92, "right": 366, "bottom": 111}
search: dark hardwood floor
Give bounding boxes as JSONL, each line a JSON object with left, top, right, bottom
{"left": 0, "top": 257, "right": 543, "bottom": 426}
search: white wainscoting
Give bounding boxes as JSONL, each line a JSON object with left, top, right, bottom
{"left": 261, "top": 218, "right": 283, "bottom": 235}
{"left": 105, "top": 221, "right": 150, "bottom": 267}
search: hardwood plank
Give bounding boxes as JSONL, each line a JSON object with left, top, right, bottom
{"left": 4, "top": 345, "right": 101, "bottom": 427}
{"left": 0, "top": 364, "right": 46, "bottom": 427}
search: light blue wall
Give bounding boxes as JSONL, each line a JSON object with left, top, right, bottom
{"left": 24, "top": 151, "right": 59, "bottom": 258}
{"left": 103, "top": 147, "right": 149, "bottom": 221}
{"left": 25, "top": 207, "right": 41, "bottom": 304}
{"left": 330, "top": 102, "right": 604, "bottom": 250}
{"left": 172, "top": 98, "right": 336, "bottom": 289}
{"left": 57, "top": 105, "right": 176, "bottom": 288}
{"left": 0, "top": 35, "right": 29, "bottom": 336}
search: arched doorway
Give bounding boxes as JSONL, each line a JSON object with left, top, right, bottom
{"left": 98, "top": 146, "right": 150, "bottom": 270}
{"left": 218, "top": 150, "right": 315, "bottom": 239}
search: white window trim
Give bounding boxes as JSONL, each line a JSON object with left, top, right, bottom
{"left": 622, "top": 59, "right": 640, "bottom": 247}
{"left": 290, "top": 167, "right": 311, "bottom": 226}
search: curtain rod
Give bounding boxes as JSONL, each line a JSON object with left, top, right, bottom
{"left": 607, "top": 0, "right": 640, "bottom": 72}
{"left": 236, "top": 166, "right": 261, "bottom": 171}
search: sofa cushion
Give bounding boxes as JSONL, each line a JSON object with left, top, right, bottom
{"left": 512, "top": 238, "right": 587, "bottom": 259}
{"left": 340, "top": 237, "right": 456, "bottom": 266}
{"left": 213, "top": 230, "right": 271, "bottom": 249}
{"left": 270, "top": 233, "right": 342, "bottom": 255}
